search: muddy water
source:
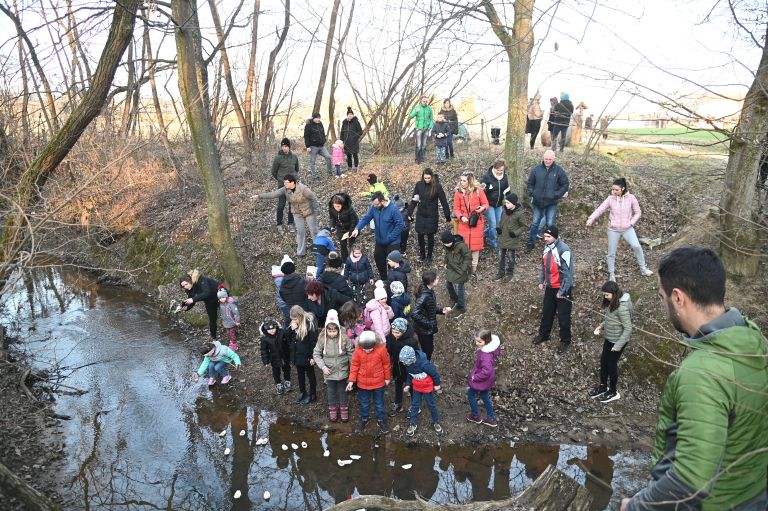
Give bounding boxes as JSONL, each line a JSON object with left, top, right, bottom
{"left": 2, "top": 267, "right": 648, "bottom": 510}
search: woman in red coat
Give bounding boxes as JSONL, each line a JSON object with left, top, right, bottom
{"left": 453, "top": 172, "right": 489, "bottom": 275}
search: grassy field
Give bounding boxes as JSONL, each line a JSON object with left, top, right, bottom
{"left": 610, "top": 126, "right": 729, "bottom": 150}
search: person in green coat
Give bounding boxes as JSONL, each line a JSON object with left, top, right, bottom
{"left": 408, "top": 95, "right": 434, "bottom": 164}
{"left": 270, "top": 138, "right": 300, "bottom": 232}
{"left": 440, "top": 230, "right": 471, "bottom": 316}
{"left": 621, "top": 247, "right": 768, "bottom": 511}
{"left": 589, "top": 280, "right": 632, "bottom": 403}
{"left": 494, "top": 192, "right": 526, "bottom": 281}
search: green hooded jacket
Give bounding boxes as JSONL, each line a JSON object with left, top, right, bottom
{"left": 628, "top": 309, "right": 768, "bottom": 511}
{"left": 409, "top": 103, "right": 434, "bottom": 130}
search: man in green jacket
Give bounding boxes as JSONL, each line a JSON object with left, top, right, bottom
{"left": 409, "top": 95, "right": 434, "bottom": 164}
{"left": 622, "top": 246, "right": 768, "bottom": 511}
{"left": 440, "top": 230, "right": 471, "bottom": 317}
{"left": 270, "top": 138, "right": 300, "bottom": 233}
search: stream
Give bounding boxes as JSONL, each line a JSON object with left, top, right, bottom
{"left": 1, "top": 266, "right": 649, "bottom": 510}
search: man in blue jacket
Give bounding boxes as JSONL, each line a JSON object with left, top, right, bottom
{"left": 526, "top": 149, "right": 569, "bottom": 251}
{"left": 351, "top": 191, "right": 405, "bottom": 280}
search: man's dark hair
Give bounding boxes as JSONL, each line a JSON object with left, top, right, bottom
{"left": 658, "top": 246, "right": 726, "bottom": 307}
{"left": 371, "top": 191, "right": 386, "bottom": 202}
{"left": 283, "top": 174, "right": 297, "bottom": 184}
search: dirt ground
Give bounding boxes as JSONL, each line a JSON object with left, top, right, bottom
{"left": 3, "top": 140, "right": 767, "bottom": 506}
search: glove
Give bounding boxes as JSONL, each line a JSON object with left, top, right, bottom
{"left": 495, "top": 227, "right": 502, "bottom": 235}
{"left": 509, "top": 231, "right": 517, "bottom": 238}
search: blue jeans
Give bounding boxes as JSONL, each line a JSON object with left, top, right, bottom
{"left": 527, "top": 203, "right": 558, "bottom": 245}
{"left": 446, "top": 280, "right": 465, "bottom": 309}
{"left": 357, "top": 386, "right": 386, "bottom": 422}
{"left": 276, "top": 183, "right": 294, "bottom": 226}
{"left": 410, "top": 391, "right": 439, "bottom": 425}
{"left": 467, "top": 387, "right": 495, "bottom": 420}
{"left": 446, "top": 133, "right": 454, "bottom": 157}
{"left": 415, "top": 129, "right": 429, "bottom": 162}
{"left": 313, "top": 254, "right": 325, "bottom": 277}
{"left": 208, "top": 360, "right": 229, "bottom": 380}
{"left": 484, "top": 205, "right": 503, "bottom": 248}
{"left": 309, "top": 146, "right": 332, "bottom": 178}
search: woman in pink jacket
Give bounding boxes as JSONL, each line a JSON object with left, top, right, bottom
{"left": 586, "top": 178, "right": 653, "bottom": 281}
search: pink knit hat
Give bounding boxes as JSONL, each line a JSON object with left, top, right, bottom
{"left": 374, "top": 281, "right": 387, "bottom": 301}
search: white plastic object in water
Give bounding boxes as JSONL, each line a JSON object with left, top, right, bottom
{"left": 239, "top": 430, "right": 246, "bottom": 436}
{"left": 337, "top": 459, "right": 353, "bottom": 466}
{"left": 219, "top": 430, "right": 227, "bottom": 437}
{"left": 401, "top": 464, "right": 413, "bottom": 470}
{"left": 263, "top": 491, "right": 271, "bottom": 501}
{"left": 323, "top": 450, "right": 330, "bottom": 457}
{"left": 301, "top": 441, "right": 308, "bottom": 448}
{"left": 281, "top": 444, "right": 288, "bottom": 451}
{"left": 233, "top": 490, "right": 242, "bottom": 499}
{"left": 224, "top": 448, "right": 231, "bottom": 455}
{"left": 291, "top": 443, "right": 299, "bottom": 450}
{"left": 349, "top": 454, "right": 361, "bottom": 460}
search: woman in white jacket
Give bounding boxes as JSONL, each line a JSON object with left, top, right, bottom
{"left": 586, "top": 178, "right": 653, "bottom": 281}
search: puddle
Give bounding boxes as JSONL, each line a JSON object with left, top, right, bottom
{"left": 1, "top": 266, "right": 649, "bottom": 510}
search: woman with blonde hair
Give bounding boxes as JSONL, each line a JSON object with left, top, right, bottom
{"left": 453, "top": 172, "right": 489, "bottom": 276}
{"left": 286, "top": 305, "right": 319, "bottom": 405}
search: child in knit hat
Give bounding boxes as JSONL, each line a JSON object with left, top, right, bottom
{"left": 332, "top": 140, "right": 345, "bottom": 178}
{"left": 260, "top": 319, "right": 291, "bottom": 394}
{"left": 389, "top": 280, "right": 412, "bottom": 320}
{"left": 313, "top": 309, "right": 354, "bottom": 422}
{"left": 347, "top": 330, "right": 391, "bottom": 434}
{"left": 365, "top": 281, "right": 394, "bottom": 340}
{"left": 217, "top": 285, "right": 241, "bottom": 351}
{"left": 393, "top": 195, "right": 411, "bottom": 253}
{"left": 386, "top": 317, "right": 418, "bottom": 417}
{"left": 344, "top": 245, "right": 374, "bottom": 304}
{"left": 400, "top": 345, "right": 443, "bottom": 436}
{"left": 273, "top": 255, "right": 293, "bottom": 325}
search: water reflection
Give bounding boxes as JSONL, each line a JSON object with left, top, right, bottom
{"left": 1, "top": 266, "right": 647, "bottom": 510}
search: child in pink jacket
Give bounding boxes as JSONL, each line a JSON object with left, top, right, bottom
{"left": 365, "top": 281, "right": 394, "bottom": 340}
{"left": 332, "top": 140, "right": 345, "bottom": 178}
{"left": 586, "top": 177, "right": 653, "bottom": 281}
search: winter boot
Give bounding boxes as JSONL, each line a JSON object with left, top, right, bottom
{"left": 329, "top": 406, "right": 339, "bottom": 422}
{"left": 340, "top": 405, "right": 349, "bottom": 423}
{"left": 283, "top": 380, "right": 292, "bottom": 392}
{"left": 295, "top": 392, "right": 307, "bottom": 404}
{"left": 275, "top": 383, "right": 284, "bottom": 395}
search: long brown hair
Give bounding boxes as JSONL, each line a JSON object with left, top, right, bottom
{"left": 601, "top": 281, "right": 621, "bottom": 312}
{"left": 422, "top": 167, "right": 437, "bottom": 197}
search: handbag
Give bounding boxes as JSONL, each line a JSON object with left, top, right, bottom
{"left": 469, "top": 212, "right": 479, "bottom": 227}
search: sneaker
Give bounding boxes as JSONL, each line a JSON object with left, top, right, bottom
{"left": 536, "top": 233, "right": 544, "bottom": 239}
{"left": 276, "top": 224, "right": 285, "bottom": 234}
{"left": 207, "top": 377, "right": 216, "bottom": 386}
{"left": 525, "top": 244, "right": 535, "bottom": 253}
{"left": 493, "top": 272, "right": 506, "bottom": 281}
{"left": 466, "top": 413, "right": 482, "bottom": 424}
{"left": 599, "top": 390, "right": 621, "bottom": 403}
{"left": 556, "top": 341, "right": 571, "bottom": 354}
{"left": 588, "top": 385, "right": 607, "bottom": 399}
{"left": 287, "top": 224, "right": 296, "bottom": 233}
{"left": 609, "top": 273, "right": 616, "bottom": 282}
{"left": 433, "top": 423, "right": 443, "bottom": 434}
{"left": 388, "top": 403, "right": 403, "bottom": 417}
{"left": 406, "top": 424, "right": 418, "bottom": 436}
{"left": 221, "top": 375, "right": 232, "bottom": 384}
{"left": 354, "top": 419, "right": 368, "bottom": 433}
{"left": 283, "top": 381, "right": 292, "bottom": 392}
{"left": 641, "top": 268, "right": 654, "bottom": 277}
{"left": 532, "top": 334, "right": 549, "bottom": 345}
{"left": 450, "top": 306, "right": 466, "bottom": 319}
{"left": 482, "top": 417, "right": 498, "bottom": 428}
{"left": 275, "top": 383, "right": 284, "bottom": 395}
{"left": 377, "top": 420, "right": 390, "bottom": 434}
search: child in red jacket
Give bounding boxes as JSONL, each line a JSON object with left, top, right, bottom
{"left": 346, "top": 330, "right": 391, "bottom": 434}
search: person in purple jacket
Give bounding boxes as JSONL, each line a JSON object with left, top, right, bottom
{"left": 586, "top": 177, "right": 653, "bottom": 282}
{"left": 466, "top": 328, "right": 501, "bottom": 427}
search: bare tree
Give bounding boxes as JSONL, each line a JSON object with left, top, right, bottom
{"left": 312, "top": 0, "right": 342, "bottom": 116}
{"left": 328, "top": 0, "right": 355, "bottom": 141}
{"left": 243, "top": 0, "right": 261, "bottom": 150}
{"left": 259, "top": 0, "right": 291, "bottom": 141}
{"left": 172, "top": 0, "right": 245, "bottom": 290}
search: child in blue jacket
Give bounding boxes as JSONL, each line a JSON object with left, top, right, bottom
{"left": 312, "top": 228, "right": 336, "bottom": 276}
{"left": 400, "top": 345, "right": 442, "bottom": 436}
{"left": 389, "top": 280, "right": 411, "bottom": 320}
{"left": 192, "top": 340, "right": 242, "bottom": 386}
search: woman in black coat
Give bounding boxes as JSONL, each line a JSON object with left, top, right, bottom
{"left": 286, "top": 305, "right": 319, "bottom": 404}
{"left": 407, "top": 168, "right": 451, "bottom": 262}
{"left": 179, "top": 270, "right": 221, "bottom": 339}
{"left": 328, "top": 192, "right": 359, "bottom": 261}
{"left": 340, "top": 107, "right": 363, "bottom": 171}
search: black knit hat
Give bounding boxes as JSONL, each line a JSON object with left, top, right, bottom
{"left": 280, "top": 137, "right": 291, "bottom": 148}
{"left": 281, "top": 261, "right": 296, "bottom": 274}
{"left": 440, "top": 230, "right": 454, "bottom": 245}
{"left": 346, "top": 107, "right": 354, "bottom": 115}
{"left": 327, "top": 251, "right": 342, "bottom": 269}
{"left": 312, "top": 112, "right": 321, "bottom": 119}
{"left": 504, "top": 192, "right": 519, "bottom": 206}
{"left": 544, "top": 226, "right": 559, "bottom": 239}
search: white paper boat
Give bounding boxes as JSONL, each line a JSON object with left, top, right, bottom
{"left": 301, "top": 441, "right": 308, "bottom": 448}
{"left": 337, "top": 459, "right": 353, "bottom": 466}
{"left": 349, "top": 454, "right": 361, "bottom": 460}
{"left": 219, "top": 430, "right": 227, "bottom": 437}
{"left": 291, "top": 443, "right": 299, "bottom": 450}
{"left": 224, "top": 448, "right": 231, "bottom": 455}
{"left": 233, "top": 490, "right": 242, "bottom": 499}
{"left": 255, "top": 437, "right": 268, "bottom": 446}
{"left": 263, "top": 491, "right": 271, "bottom": 501}
{"left": 323, "top": 450, "right": 330, "bottom": 457}
{"left": 239, "top": 430, "right": 246, "bottom": 436}
{"left": 401, "top": 464, "right": 413, "bottom": 470}
{"left": 281, "top": 444, "right": 288, "bottom": 451}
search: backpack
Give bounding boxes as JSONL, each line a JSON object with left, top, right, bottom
{"left": 362, "top": 307, "right": 374, "bottom": 329}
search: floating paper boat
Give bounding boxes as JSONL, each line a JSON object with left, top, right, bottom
{"left": 401, "top": 464, "right": 413, "bottom": 470}
{"left": 224, "top": 448, "right": 231, "bottom": 455}
{"left": 337, "top": 459, "right": 353, "bottom": 466}
{"left": 219, "top": 430, "right": 227, "bottom": 437}
{"left": 239, "top": 430, "right": 246, "bottom": 436}
{"left": 233, "top": 490, "right": 242, "bottom": 499}
{"left": 301, "top": 441, "right": 308, "bottom": 448}
{"left": 323, "top": 450, "right": 330, "bottom": 457}
{"left": 281, "top": 444, "right": 288, "bottom": 451}
{"left": 291, "top": 443, "right": 299, "bottom": 450}
{"left": 263, "top": 491, "right": 271, "bottom": 501}
{"left": 349, "top": 454, "right": 361, "bottom": 460}
{"left": 255, "top": 438, "right": 268, "bottom": 446}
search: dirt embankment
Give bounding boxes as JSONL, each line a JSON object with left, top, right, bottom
{"left": 21, "top": 142, "right": 768, "bottom": 455}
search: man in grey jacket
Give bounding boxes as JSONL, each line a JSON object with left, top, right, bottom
{"left": 525, "top": 149, "right": 569, "bottom": 251}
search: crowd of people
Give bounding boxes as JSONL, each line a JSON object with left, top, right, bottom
{"left": 176, "top": 97, "right": 768, "bottom": 510}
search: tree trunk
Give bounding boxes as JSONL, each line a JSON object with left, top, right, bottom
{"left": 260, "top": 0, "right": 290, "bottom": 139}
{"left": 327, "top": 0, "right": 355, "bottom": 142}
{"left": 14, "top": 0, "right": 29, "bottom": 149}
{"left": 243, "top": 0, "right": 260, "bottom": 150}
{"left": 0, "top": 0, "right": 140, "bottom": 286}
{"left": 172, "top": 0, "right": 245, "bottom": 291}
{"left": 120, "top": 40, "right": 136, "bottom": 137}
{"left": 0, "top": 461, "right": 60, "bottom": 511}
{"left": 483, "top": 0, "right": 534, "bottom": 195}
{"left": 312, "top": 0, "right": 342, "bottom": 116}
{"left": 719, "top": 24, "right": 768, "bottom": 277}
{"left": 208, "top": 0, "right": 249, "bottom": 146}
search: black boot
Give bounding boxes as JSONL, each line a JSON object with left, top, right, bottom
{"left": 295, "top": 392, "right": 306, "bottom": 404}
{"left": 300, "top": 394, "right": 312, "bottom": 405}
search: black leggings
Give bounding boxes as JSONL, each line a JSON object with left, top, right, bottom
{"left": 204, "top": 300, "right": 219, "bottom": 339}
{"left": 271, "top": 361, "right": 291, "bottom": 384}
{"left": 527, "top": 119, "right": 542, "bottom": 149}
{"left": 599, "top": 340, "right": 625, "bottom": 391}
{"left": 296, "top": 365, "right": 317, "bottom": 395}
{"left": 418, "top": 233, "right": 435, "bottom": 259}
{"left": 417, "top": 332, "right": 434, "bottom": 361}
{"left": 345, "top": 151, "right": 359, "bottom": 168}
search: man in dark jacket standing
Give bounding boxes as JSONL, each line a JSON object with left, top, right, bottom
{"left": 526, "top": 149, "right": 569, "bottom": 251}
{"left": 532, "top": 227, "right": 574, "bottom": 354}
{"left": 551, "top": 92, "right": 574, "bottom": 152}
{"left": 279, "top": 260, "right": 308, "bottom": 318}
{"left": 304, "top": 112, "right": 332, "bottom": 180}
{"left": 480, "top": 159, "right": 510, "bottom": 250}
{"left": 351, "top": 191, "right": 405, "bottom": 280}
{"left": 270, "top": 138, "right": 299, "bottom": 232}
